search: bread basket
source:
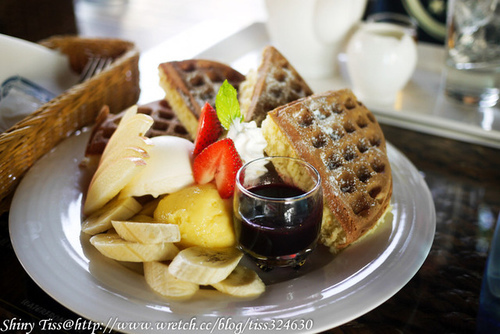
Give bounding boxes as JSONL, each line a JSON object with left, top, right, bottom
{"left": 0, "top": 36, "right": 140, "bottom": 214}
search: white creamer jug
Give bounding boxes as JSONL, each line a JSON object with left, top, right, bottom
{"left": 346, "top": 21, "right": 418, "bottom": 105}
{"left": 265, "top": 0, "right": 367, "bottom": 78}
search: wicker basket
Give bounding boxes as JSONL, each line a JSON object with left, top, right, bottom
{"left": 0, "top": 36, "right": 140, "bottom": 214}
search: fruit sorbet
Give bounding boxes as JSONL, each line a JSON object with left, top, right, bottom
{"left": 154, "top": 183, "right": 235, "bottom": 249}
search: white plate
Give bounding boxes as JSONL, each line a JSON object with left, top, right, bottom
{"left": 9, "top": 129, "right": 435, "bottom": 333}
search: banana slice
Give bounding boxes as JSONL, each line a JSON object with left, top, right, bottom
{"left": 90, "top": 232, "right": 179, "bottom": 262}
{"left": 144, "top": 261, "right": 199, "bottom": 300}
{"left": 111, "top": 221, "right": 181, "bottom": 244}
{"left": 168, "top": 246, "right": 243, "bottom": 285}
{"left": 212, "top": 265, "right": 265, "bottom": 298}
{"left": 82, "top": 197, "right": 142, "bottom": 235}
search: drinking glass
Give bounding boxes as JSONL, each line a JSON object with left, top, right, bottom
{"left": 444, "top": 0, "right": 500, "bottom": 107}
{"left": 233, "top": 156, "right": 323, "bottom": 270}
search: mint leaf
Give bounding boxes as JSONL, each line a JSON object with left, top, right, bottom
{"left": 216, "top": 80, "right": 242, "bottom": 129}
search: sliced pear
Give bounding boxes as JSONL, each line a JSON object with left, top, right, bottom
{"left": 97, "top": 140, "right": 152, "bottom": 172}
{"left": 82, "top": 196, "right": 142, "bottom": 235}
{"left": 92, "top": 145, "right": 150, "bottom": 181}
{"left": 111, "top": 221, "right": 181, "bottom": 244}
{"left": 101, "top": 110, "right": 153, "bottom": 159}
{"left": 120, "top": 104, "right": 140, "bottom": 124}
{"left": 84, "top": 108, "right": 155, "bottom": 215}
{"left": 83, "top": 107, "right": 155, "bottom": 215}
{"left": 83, "top": 157, "right": 146, "bottom": 215}
{"left": 144, "top": 261, "right": 199, "bottom": 300}
{"left": 90, "top": 232, "right": 179, "bottom": 262}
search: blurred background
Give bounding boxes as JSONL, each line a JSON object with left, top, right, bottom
{"left": 0, "top": 0, "right": 447, "bottom": 52}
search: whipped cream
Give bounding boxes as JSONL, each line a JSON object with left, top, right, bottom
{"left": 227, "top": 119, "right": 267, "bottom": 164}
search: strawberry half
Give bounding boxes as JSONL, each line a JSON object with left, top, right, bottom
{"left": 192, "top": 102, "right": 223, "bottom": 157}
{"left": 193, "top": 138, "right": 243, "bottom": 198}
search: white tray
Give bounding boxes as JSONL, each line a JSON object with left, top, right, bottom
{"left": 140, "top": 22, "right": 500, "bottom": 149}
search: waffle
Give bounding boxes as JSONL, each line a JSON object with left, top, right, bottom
{"left": 239, "top": 46, "right": 314, "bottom": 126}
{"left": 158, "top": 59, "right": 246, "bottom": 139}
{"left": 84, "top": 99, "right": 190, "bottom": 157}
{"left": 261, "top": 89, "right": 393, "bottom": 252}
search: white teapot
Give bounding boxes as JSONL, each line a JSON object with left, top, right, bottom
{"left": 346, "top": 16, "right": 418, "bottom": 105}
{"left": 265, "top": 0, "right": 367, "bottom": 78}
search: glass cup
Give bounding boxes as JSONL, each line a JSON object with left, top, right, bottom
{"left": 346, "top": 12, "right": 418, "bottom": 106}
{"left": 233, "top": 156, "right": 323, "bottom": 271}
{"left": 443, "top": 0, "right": 500, "bottom": 107}
{"left": 0, "top": 76, "right": 56, "bottom": 133}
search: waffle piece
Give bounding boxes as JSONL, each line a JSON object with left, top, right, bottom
{"left": 138, "top": 99, "right": 190, "bottom": 139}
{"left": 239, "top": 46, "right": 314, "bottom": 126}
{"left": 85, "top": 105, "right": 117, "bottom": 157}
{"left": 158, "top": 59, "right": 245, "bottom": 139}
{"left": 261, "top": 89, "right": 393, "bottom": 253}
{"left": 84, "top": 99, "right": 190, "bottom": 157}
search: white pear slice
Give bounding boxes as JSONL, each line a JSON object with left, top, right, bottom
{"left": 82, "top": 196, "right": 142, "bottom": 235}
{"left": 93, "top": 145, "right": 150, "bottom": 179}
{"left": 144, "top": 261, "right": 199, "bottom": 300}
{"left": 84, "top": 108, "right": 154, "bottom": 215}
{"left": 111, "top": 221, "right": 181, "bottom": 244}
{"left": 90, "top": 232, "right": 179, "bottom": 262}
{"left": 83, "top": 157, "right": 146, "bottom": 215}
{"left": 97, "top": 140, "right": 152, "bottom": 171}
{"left": 101, "top": 109, "right": 153, "bottom": 159}
{"left": 120, "top": 104, "right": 140, "bottom": 124}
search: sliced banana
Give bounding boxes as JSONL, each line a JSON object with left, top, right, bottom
{"left": 212, "top": 265, "right": 265, "bottom": 298}
{"left": 144, "top": 261, "right": 199, "bottom": 300}
{"left": 90, "top": 232, "right": 179, "bottom": 262}
{"left": 111, "top": 221, "right": 181, "bottom": 244}
{"left": 82, "top": 197, "right": 142, "bottom": 235}
{"left": 168, "top": 246, "right": 243, "bottom": 285}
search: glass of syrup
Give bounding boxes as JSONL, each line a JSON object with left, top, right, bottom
{"left": 233, "top": 156, "right": 323, "bottom": 271}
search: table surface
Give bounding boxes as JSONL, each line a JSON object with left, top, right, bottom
{"left": 2, "top": 1, "right": 500, "bottom": 333}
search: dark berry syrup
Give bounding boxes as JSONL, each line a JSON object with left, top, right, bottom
{"left": 234, "top": 183, "right": 323, "bottom": 266}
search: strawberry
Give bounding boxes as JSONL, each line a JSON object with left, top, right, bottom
{"left": 193, "top": 138, "right": 243, "bottom": 198}
{"left": 192, "top": 102, "right": 223, "bottom": 157}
